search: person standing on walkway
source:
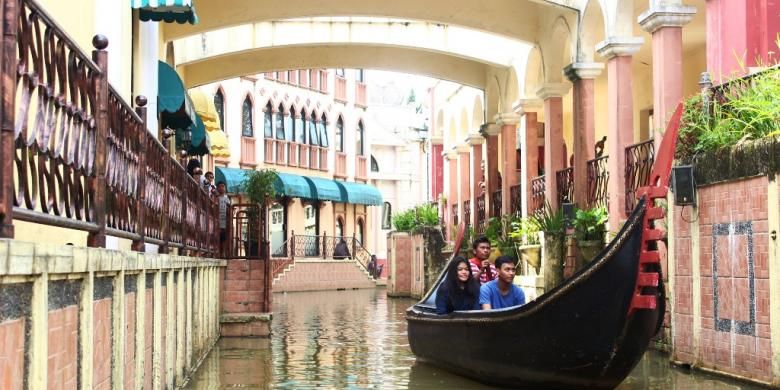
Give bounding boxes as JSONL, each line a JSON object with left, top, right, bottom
{"left": 217, "top": 181, "right": 231, "bottom": 257}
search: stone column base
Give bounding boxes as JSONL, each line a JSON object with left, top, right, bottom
{"left": 220, "top": 313, "right": 272, "bottom": 337}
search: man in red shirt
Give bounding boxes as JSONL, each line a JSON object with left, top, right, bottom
{"left": 469, "top": 236, "right": 497, "bottom": 284}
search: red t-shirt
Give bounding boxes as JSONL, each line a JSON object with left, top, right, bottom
{"left": 469, "top": 257, "right": 497, "bottom": 284}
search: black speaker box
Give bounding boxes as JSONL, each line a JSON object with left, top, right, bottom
{"left": 671, "top": 165, "right": 696, "bottom": 206}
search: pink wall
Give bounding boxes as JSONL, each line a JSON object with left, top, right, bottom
{"left": 431, "top": 144, "right": 444, "bottom": 200}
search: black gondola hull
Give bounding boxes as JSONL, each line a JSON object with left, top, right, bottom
{"left": 407, "top": 200, "right": 664, "bottom": 389}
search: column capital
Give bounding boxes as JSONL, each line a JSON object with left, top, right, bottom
{"left": 596, "top": 36, "right": 645, "bottom": 59}
{"left": 466, "top": 133, "right": 485, "bottom": 146}
{"left": 638, "top": 4, "right": 696, "bottom": 34}
{"left": 480, "top": 122, "right": 501, "bottom": 137}
{"left": 513, "top": 98, "right": 543, "bottom": 114}
{"left": 564, "top": 62, "right": 605, "bottom": 81}
{"left": 535, "top": 83, "right": 571, "bottom": 100}
{"left": 444, "top": 150, "right": 458, "bottom": 160}
{"left": 429, "top": 135, "right": 444, "bottom": 145}
{"left": 455, "top": 144, "right": 471, "bottom": 154}
{"left": 493, "top": 112, "right": 522, "bottom": 126}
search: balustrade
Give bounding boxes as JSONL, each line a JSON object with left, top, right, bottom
{"left": 299, "top": 144, "right": 310, "bottom": 168}
{"left": 264, "top": 138, "right": 275, "bottom": 163}
{"left": 355, "top": 82, "right": 368, "bottom": 107}
{"left": 624, "top": 140, "right": 654, "bottom": 214}
{"left": 490, "top": 190, "right": 502, "bottom": 218}
{"left": 556, "top": 167, "right": 574, "bottom": 207}
{"left": 319, "top": 147, "right": 328, "bottom": 171}
{"left": 475, "top": 194, "right": 486, "bottom": 234}
{"left": 335, "top": 76, "right": 347, "bottom": 102}
{"left": 356, "top": 155, "right": 368, "bottom": 180}
{"left": 288, "top": 142, "right": 299, "bottom": 167}
{"left": 0, "top": 0, "right": 218, "bottom": 255}
{"left": 275, "top": 139, "right": 288, "bottom": 165}
{"left": 531, "top": 175, "right": 546, "bottom": 216}
{"left": 335, "top": 152, "right": 347, "bottom": 178}
{"left": 587, "top": 156, "right": 609, "bottom": 208}
{"left": 241, "top": 137, "right": 256, "bottom": 165}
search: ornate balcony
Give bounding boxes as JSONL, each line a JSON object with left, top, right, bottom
{"left": 264, "top": 138, "right": 275, "bottom": 164}
{"left": 241, "top": 137, "right": 257, "bottom": 166}
{"left": 356, "top": 155, "right": 368, "bottom": 181}
{"left": 531, "top": 175, "right": 546, "bottom": 216}
{"left": 510, "top": 184, "right": 522, "bottom": 216}
{"left": 355, "top": 82, "right": 367, "bottom": 108}
{"left": 491, "top": 190, "right": 502, "bottom": 218}
{"left": 335, "top": 152, "right": 347, "bottom": 178}
{"left": 624, "top": 140, "right": 654, "bottom": 214}
{"left": 556, "top": 167, "right": 574, "bottom": 207}
{"left": 587, "top": 156, "right": 609, "bottom": 208}
{"left": 476, "top": 194, "right": 486, "bottom": 234}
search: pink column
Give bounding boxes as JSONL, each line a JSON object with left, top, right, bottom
{"left": 497, "top": 113, "right": 521, "bottom": 215}
{"left": 597, "top": 38, "right": 644, "bottom": 228}
{"left": 467, "top": 135, "right": 484, "bottom": 227}
{"left": 565, "top": 63, "right": 603, "bottom": 207}
{"left": 430, "top": 138, "right": 444, "bottom": 200}
{"left": 457, "top": 145, "right": 471, "bottom": 227}
{"left": 482, "top": 124, "right": 501, "bottom": 218}
{"left": 704, "top": 0, "right": 780, "bottom": 83}
{"left": 639, "top": 5, "right": 696, "bottom": 146}
{"left": 536, "top": 84, "right": 570, "bottom": 211}
{"left": 520, "top": 108, "right": 540, "bottom": 217}
{"left": 446, "top": 151, "right": 458, "bottom": 239}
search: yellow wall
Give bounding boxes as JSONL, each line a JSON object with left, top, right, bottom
{"left": 37, "top": 0, "right": 95, "bottom": 56}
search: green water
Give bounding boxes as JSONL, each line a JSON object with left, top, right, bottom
{"left": 186, "top": 289, "right": 762, "bottom": 389}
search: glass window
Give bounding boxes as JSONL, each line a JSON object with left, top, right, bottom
{"left": 318, "top": 117, "right": 328, "bottom": 147}
{"left": 336, "top": 118, "right": 344, "bottom": 152}
{"left": 284, "top": 113, "right": 294, "bottom": 141}
{"left": 356, "top": 121, "right": 364, "bottom": 156}
{"left": 356, "top": 69, "right": 364, "bottom": 82}
{"left": 381, "top": 202, "right": 392, "bottom": 229}
{"left": 308, "top": 114, "right": 319, "bottom": 146}
{"left": 263, "top": 103, "right": 273, "bottom": 138}
{"left": 214, "top": 89, "right": 225, "bottom": 131}
{"left": 241, "top": 97, "right": 253, "bottom": 137}
{"left": 297, "top": 110, "right": 307, "bottom": 144}
{"left": 275, "top": 104, "right": 285, "bottom": 140}
{"left": 371, "top": 155, "right": 379, "bottom": 172}
{"left": 336, "top": 68, "right": 345, "bottom": 77}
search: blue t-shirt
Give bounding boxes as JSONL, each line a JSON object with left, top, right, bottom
{"left": 479, "top": 280, "right": 526, "bottom": 309}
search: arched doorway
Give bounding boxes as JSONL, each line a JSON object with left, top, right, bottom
{"left": 269, "top": 203, "right": 287, "bottom": 256}
{"left": 335, "top": 216, "right": 345, "bottom": 239}
{"left": 356, "top": 218, "right": 364, "bottom": 245}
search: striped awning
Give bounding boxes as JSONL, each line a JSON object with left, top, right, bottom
{"left": 132, "top": 0, "right": 198, "bottom": 25}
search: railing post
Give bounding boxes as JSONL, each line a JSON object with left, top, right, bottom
{"left": 160, "top": 157, "right": 170, "bottom": 254}
{"left": 88, "top": 35, "right": 109, "bottom": 248}
{"left": 181, "top": 171, "right": 189, "bottom": 256}
{"left": 132, "top": 96, "right": 148, "bottom": 251}
{"left": 0, "top": 0, "right": 19, "bottom": 238}
{"left": 290, "top": 230, "right": 295, "bottom": 260}
{"left": 322, "top": 231, "right": 327, "bottom": 259}
{"left": 351, "top": 232, "right": 356, "bottom": 260}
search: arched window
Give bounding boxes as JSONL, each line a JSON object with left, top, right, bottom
{"left": 284, "top": 107, "right": 294, "bottom": 142}
{"left": 356, "top": 218, "right": 364, "bottom": 245}
{"left": 275, "top": 104, "right": 285, "bottom": 140}
{"left": 241, "top": 97, "right": 253, "bottom": 137}
{"left": 318, "top": 114, "right": 329, "bottom": 147}
{"left": 263, "top": 103, "right": 273, "bottom": 138}
{"left": 335, "top": 217, "right": 344, "bottom": 238}
{"left": 214, "top": 89, "right": 225, "bottom": 131}
{"left": 297, "top": 109, "right": 307, "bottom": 144}
{"left": 290, "top": 108, "right": 297, "bottom": 143}
{"left": 381, "top": 202, "right": 392, "bottom": 229}
{"left": 356, "top": 121, "right": 364, "bottom": 156}
{"left": 308, "top": 112, "right": 319, "bottom": 146}
{"left": 370, "top": 155, "right": 379, "bottom": 172}
{"left": 336, "top": 117, "right": 344, "bottom": 152}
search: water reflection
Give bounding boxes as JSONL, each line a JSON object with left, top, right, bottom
{"left": 186, "top": 289, "right": 762, "bottom": 389}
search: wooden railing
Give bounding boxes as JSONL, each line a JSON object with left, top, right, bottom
{"left": 356, "top": 155, "right": 368, "bottom": 180}
{"left": 531, "top": 175, "right": 546, "bottom": 216}
{"left": 335, "top": 76, "right": 347, "bottom": 102}
{"left": 355, "top": 82, "right": 367, "bottom": 108}
{"left": 624, "top": 139, "right": 654, "bottom": 214}
{"left": 335, "top": 152, "right": 347, "bottom": 178}
{"left": 587, "top": 155, "right": 609, "bottom": 208}
{"left": 1, "top": 0, "right": 218, "bottom": 255}
{"left": 241, "top": 137, "right": 256, "bottom": 165}
{"left": 556, "top": 167, "right": 574, "bottom": 207}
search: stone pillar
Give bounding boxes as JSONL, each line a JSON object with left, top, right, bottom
{"left": 482, "top": 123, "right": 501, "bottom": 218}
{"left": 516, "top": 99, "right": 542, "bottom": 218}
{"left": 467, "top": 134, "right": 484, "bottom": 228}
{"left": 429, "top": 136, "right": 444, "bottom": 201}
{"left": 457, "top": 144, "right": 471, "bottom": 227}
{"left": 535, "top": 83, "right": 571, "bottom": 211}
{"left": 639, "top": 4, "right": 696, "bottom": 146}
{"left": 564, "top": 63, "right": 604, "bottom": 208}
{"left": 702, "top": 0, "right": 780, "bottom": 83}
{"left": 597, "top": 37, "right": 644, "bottom": 227}
{"left": 496, "top": 112, "right": 522, "bottom": 216}
{"left": 446, "top": 150, "right": 458, "bottom": 236}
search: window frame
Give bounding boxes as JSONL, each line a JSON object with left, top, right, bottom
{"left": 241, "top": 96, "right": 254, "bottom": 137}
{"left": 263, "top": 103, "right": 273, "bottom": 138}
{"left": 214, "top": 89, "right": 225, "bottom": 131}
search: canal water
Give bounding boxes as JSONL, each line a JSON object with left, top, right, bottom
{"left": 186, "top": 288, "right": 762, "bottom": 389}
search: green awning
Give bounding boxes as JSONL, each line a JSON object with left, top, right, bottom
{"left": 303, "top": 176, "right": 347, "bottom": 203}
{"left": 335, "top": 181, "right": 383, "bottom": 206}
{"left": 158, "top": 61, "right": 198, "bottom": 129}
{"left": 175, "top": 115, "right": 208, "bottom": 156}
{"left": 132, "top": 0, "right": 198, "bottom": 24}
{"left": 214, "top": 168, "right": 315, "bottom": 200}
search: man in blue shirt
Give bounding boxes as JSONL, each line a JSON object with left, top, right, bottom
{"left": 480, "top": 256, "right": 526, "bottom": 310}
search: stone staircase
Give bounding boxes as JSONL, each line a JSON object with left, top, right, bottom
{"left": 272, "top": 258, "right": 378, "bottom": 292}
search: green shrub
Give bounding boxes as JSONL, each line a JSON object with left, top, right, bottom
{"left": 574, "top": 206, "right": 608, "bottom": 242}
{"left": 392, "top": 203, "right": 441, "bottom": 232}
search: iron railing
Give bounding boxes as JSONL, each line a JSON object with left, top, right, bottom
{"left": 491, "top": 190, "right": 502, "bottom": 218}
{"left": 556, "top": 167, "right": 574, "bottom": 207}
{"left": 531, "top": 175, "right": 545, "bottom": 216}
{"left": 451, "top": 203, "right": 459, "bottom": 226}
{"left": 624, "top": 140, "right": 654, "bottom": 214}
{"left": 270, "top": 234, "right": 374, "bottom": 274}
{"left": 510, "top": 184, "right": 522, "bottom": 216}
{"left": 475, "top": 194, "right": 486, "bottom": 234}
{"left": 463, "top": 200, "right": 471, "bottom": 228}
{"left": 587, "top": 155, "right": 609, "bottom": 208}
{"left": 1, "top": 0, "right": 218, "bottom": 255}
{"left": 227, "top": 204, "right": 266, "bottom": 259}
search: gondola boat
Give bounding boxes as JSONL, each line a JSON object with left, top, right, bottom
{"left": 406, "top": 103, "right": 685, "bottom": 389}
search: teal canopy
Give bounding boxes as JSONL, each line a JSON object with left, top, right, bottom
{"left": 335, "top": 181, "right": 383, "bottom": 206}
{"left": 303, "top": 176, "right": 347, "bottom": 202}
{"left": 214, "top": 168, "right": 315, "bottom": 200}
{"left": 158, "top": 61, "right": 198, "bottom": 129}
{"left": 132, "top": 0, "right": 199, "bottom": 24}
{"left": 175, "top": 115, "right": 208, "bottom": 156}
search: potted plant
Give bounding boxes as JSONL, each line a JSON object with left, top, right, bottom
{"left": 573, "top": 206, "right": 608, "bottom": 267}
{"left": 242, "top": 169, "right": 277, "bottom": 257}
{"left": 533, "top": 202, "right": 565, "bottom": 292}
{"left": 509, "top": 217, "right": 541, "bottom": 274}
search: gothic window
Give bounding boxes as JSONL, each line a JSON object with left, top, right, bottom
{"left": 263, "top": 103, "right": 273, "bottom": 138}
{"left": 371, "top": 155, "right": 379, "bottom": 172}
{"left": 214, "top": 89, "right": 225, "bottom": 131}
{"left": 356, "top": 121, "right": 364, "bottom": 156}
{"left": 275, "top": 104, "right": 285, "bottom": 140}
{"left": 336, "top": 117, "right": 344, "bottom": 152}
{"left": 241, "top": 97, "right": 253, "bottom": 137}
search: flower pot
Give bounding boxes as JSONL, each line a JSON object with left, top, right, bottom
{"left": 516, "top": 243, "right": 541, "bottom": 274}
{"left": 542, "top": 233, "right": 565, "bottom": 292}
{"left": 577, "top": 239, "right": 604, "bottom": 267}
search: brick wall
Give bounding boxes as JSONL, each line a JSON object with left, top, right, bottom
{"left": 671, "top": 175, "right": 776, "bottom": 384}
{"left": 388, "top": 233, "right": 413, "bottom": 297}
{"left": 273, "top": 260, "right": 376, "bottom": 292}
